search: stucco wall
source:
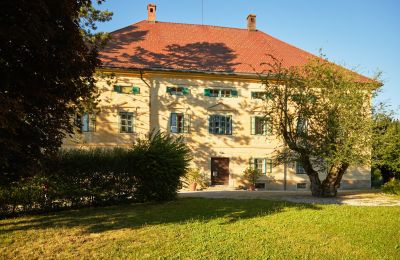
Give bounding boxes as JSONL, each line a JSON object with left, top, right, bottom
{"left": 63, "top": 70, "right": 371, "bottom": 190}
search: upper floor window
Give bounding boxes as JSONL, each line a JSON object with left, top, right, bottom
{"left": 119, "top": 112, "right": 134, "bottom": 133}
{"left": 166, "top": 86, "right": 190, "bottom": 96}
{"left": 114, "top": 85, "right": 140, "bottom": 94}
{"left": 251, "top": 116, "right": 270, "bottom": 135}
{"left": 76, "top": 113, "right": 96, "bottom": 132}
{"left": 204, "top": 88, "right": 238, "bottom": 98}
{"left": 209, "top": 115, "right": 232, "bottom": 135}
{"left": 296, "top": 161, "right": 306, "bottom": 174}
{"left": 251, "top": 91, "right": 272, "bottom": 100}
{"left": 251, "top": 158, "right": 273, "bottom": 175}
{"left": 170, "top": 113, "right": 190, "bottom": 133}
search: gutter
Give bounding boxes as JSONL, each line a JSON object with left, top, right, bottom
{"left": 101, "top": 66, "right": 269, "bottom": 79}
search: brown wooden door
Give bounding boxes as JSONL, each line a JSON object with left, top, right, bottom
{"left": 211, "top": 157, "right": 230, "bottom": 185}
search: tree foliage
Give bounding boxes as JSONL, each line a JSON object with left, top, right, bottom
{"left": 0, "top": 1, "right": 112, "bottom": 186}
{"left": 372, "top": 109, "right": 400, "bottom": 182}
{"left": 260, "top": 56, "right": 381, "bottom": 196}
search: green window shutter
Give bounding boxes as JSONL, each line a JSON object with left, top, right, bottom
{"left": 182, "top": 87, "right": 190, "bottom": 95}
{"left": 251, "top": 92, "right": 256, "bottom": 99}
{"left": 113, "top": 85, "right": 122, "bottom": 93}
{"left": 231, "top": 89, "right": 238, "bottom": 97}
{"left": 132, "top": 86, "right": 140, "bottom": 94}
{"left": 250, "top": 116, "right": 255, "bottom": 135}
{"left": 183, "top": 114, "right": 191, "bottom": 133}
{"left": 166, "top": 87, "right": 172, "bottom": 94}
{"left": 204, "top": 89, "right": 210, "bottom": 97}
{"left": 266, "top": 92, "right": 273, "bottom": 100}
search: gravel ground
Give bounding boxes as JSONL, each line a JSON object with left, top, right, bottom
{"left": 179, "top": 190, "right": 400, "bottom": 206}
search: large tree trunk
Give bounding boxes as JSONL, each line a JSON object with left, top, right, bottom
{"left": 308, "top": 162, "right": 349, "bottom": 197}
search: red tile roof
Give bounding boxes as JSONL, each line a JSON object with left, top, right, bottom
{"left": 99, "top": 20, "right": 372, "bottom": 82}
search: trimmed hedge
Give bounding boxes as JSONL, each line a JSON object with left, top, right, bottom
{"left": 0, "top": 132, "right": 191, "bottom": 215}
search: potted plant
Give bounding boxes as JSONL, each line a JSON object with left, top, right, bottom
{"left": 184, "top": 168, "right": 203, "bottom": 191}
{"left": 243, "top": 167, "right": 263, "bottom": 191}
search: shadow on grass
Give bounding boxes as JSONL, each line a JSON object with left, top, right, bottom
{"left": 0, "top": 198, "right": 321, "bottom": 234}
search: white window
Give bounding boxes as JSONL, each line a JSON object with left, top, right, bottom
{"left": 251, "top": 158, "right": 273, "bottom": 175}
{"left": 170, "top": 113, "right": 190, "bottom": 133}
{"left": 119, "top": 112, "right": 134, "bottom": 133}
{"left": 296, "top": 161, "right": 306, "bottom": 174}
{"left": 251, "top": 116, "right": 270, "bottom": 135}
{"left": 76, "top": 113, "right": 96, "bottom": 132}
{"left": 209, "top": 115, "right": 232, "bottom": 135}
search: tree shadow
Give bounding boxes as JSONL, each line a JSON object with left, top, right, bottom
{"left": 127, "top": 42, "right": 239, "bottom": 72}
{"left": 99, "top": 24, "right": 241, "bottom": 73}
{"left": 0, "top": 198, "right": 321, "bottom": 234}
{"left": 100, "top": 25, "right": 149, "bottom": 66}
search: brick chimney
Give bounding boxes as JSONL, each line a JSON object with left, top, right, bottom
{"left": 247, "top": 14, "right": 256, "bottom": 31}
{"left": 147, "top": 3, "right": 156, "bottom": 23}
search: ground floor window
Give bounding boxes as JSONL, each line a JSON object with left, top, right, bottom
{"left": 119, "top": 111, "right": 134, "bottom": 133}
{"left": 296, "top": 161, "right": 306, "bottom": 174}
{"left": 76, "top": 113, "right": 96, "bottom": 132}
{"left": 251, "top": 158, "right": 272, "bottom": 175}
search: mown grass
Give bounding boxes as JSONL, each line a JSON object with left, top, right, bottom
{"left": 1, "top": 198, "right": 399, "bottom": 259}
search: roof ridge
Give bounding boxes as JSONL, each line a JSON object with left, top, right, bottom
{"left": 136, "top": 20, "right": 253, "bottom": 31}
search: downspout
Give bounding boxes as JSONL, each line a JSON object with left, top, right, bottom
{"left": 139, "top": 70, "right": 152, "bottom": 134}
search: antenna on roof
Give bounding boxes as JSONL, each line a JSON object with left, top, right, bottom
{"left": 201, "top": 0, "right": 204, "bottom": 25}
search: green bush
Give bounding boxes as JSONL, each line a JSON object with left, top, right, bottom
{"left": 243, "top": 167, "right": 263, "bottom": 186}
{"left": 371, "top": 168, "right": 383, "bottom": 188}
{"left": 0, "top": 132, "right": 191, "bottom": 215}
{"left": 381, "top": 179, "right": 400, "bottom": 195}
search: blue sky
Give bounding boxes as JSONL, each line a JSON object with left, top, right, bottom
{"left": 95, "top": 0, "right": 399, "bottom": 116}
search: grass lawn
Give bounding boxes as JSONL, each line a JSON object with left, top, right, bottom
{"left": 1, "top": 198, "right": 399, "bottom": 259}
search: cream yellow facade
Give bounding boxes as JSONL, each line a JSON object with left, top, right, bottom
{"left": 64, "top": 69, "right": 371, "bottom": 190}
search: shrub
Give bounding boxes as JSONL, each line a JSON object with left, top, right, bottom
{"left": 181, "top": 168, "right": 208, "bottom": 190}
{"left": 243, "top": 167, "right": 263, "bottom": 186}
{"left": 381, "top": 179, "right": 400, "bottom": 195}
{"left": 371, "top": 168, "right": 383, "bottom": 188}
{"left": 0, "top": 132, "right": 191, "bottom": 216}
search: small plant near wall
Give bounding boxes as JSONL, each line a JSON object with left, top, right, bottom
{"left": 183, "top": 168, "right": 204, "bottom": 191}
{"left": 243, "top": 167, "right": 263, "bottom": 191}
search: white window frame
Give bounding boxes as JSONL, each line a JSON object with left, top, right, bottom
{"left": 119, "top": 111, "right": 134, "bottom": 133}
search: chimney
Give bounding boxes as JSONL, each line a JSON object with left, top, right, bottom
{"left": 247, "top": 14, "right": 256, "bottom": 31}
{"left": 147, "top": 3, "right": 156, "bottom": 23}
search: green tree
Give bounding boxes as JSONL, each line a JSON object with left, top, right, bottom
{"left": 261, "top": 57, "right": 381, "bottom": 197}
{"left": 372, "top": 110, "right": 400, "bottom": 182}
{"left": 0, "top": 1, "right": 112, "bottom": 186}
